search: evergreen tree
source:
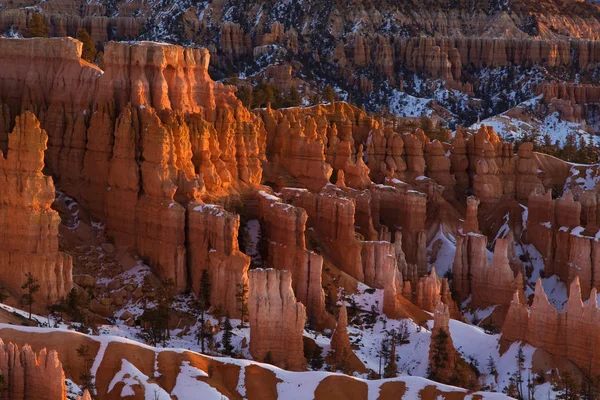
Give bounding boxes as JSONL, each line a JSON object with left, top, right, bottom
{"left": 487, "top": 354, "right": 497, "bottom": 375}
{"left": 221, "top": 315, "right": 234, "bottom": 355}
{"left": 309, "top": 346, "right": 324, "bottom": 370}
{"left": 199, "top": 270, "right": 211, "bottom": 309}
{"left": 553, "top": 371, "right": 580, "bottom": 400}
{"left": 140, "top": 278, "right": 174, "bottom": 346}
{"left": 383, "top": 336, "right": 398, "bottom": 378}
{"left": 195, "top": 271, "right": 212, "bottom": 353}
{"left": 324, "top": 86, "right": 335, "bottom": 104}
{"left": 378, "top": 336, "right": 391, "bottom": 378}
{"left": 195, "top": 317, "right": 212, "bottom": 354}
{"left": 25, "top": 13, "right": 50, "bottom": 38}
{"left": 77, "top": 28, "right": 97, "bottom": 63}
{"left": 235, "top": 282, "right": 248, "bottom": 328}
{"left": 515, "top": 345, "right": 525, "bottom": 399}
{"left": 67, "top": 287, "right": 89, "bottom": 322}
{"left": 429, "top": 328, "right": 450, "bottom": 381}
{"left": 287, "top": 86, "right": 302, "bottom": 107}
{"left": 21, "top": 272, "right": 40, "bottom": 320}
{"left": 581, "top": 358, "right": 599, "bottom": 400}
{"left": 337, "top": 348, "right": 351, "bottom": 374}
{"left": 77, "top": 344, "right": 96, "bottom": 396}
{"left": 236, "top": 86, "right": 253, "bottom": 109}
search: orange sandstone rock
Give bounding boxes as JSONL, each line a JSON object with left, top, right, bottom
{"left": 248, "top": 269, "right": 307, "bottom": 371}
{"left": 0, "top": 339, "right": 66, "bottom": 400}
{"left": 0, "top": 112, "right": 72, "bottom": 306}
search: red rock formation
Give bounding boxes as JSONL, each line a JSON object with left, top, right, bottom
{"left": 0, "top": 112, "right": 72, "bottom": 306}
{"left": 280, "top": 189, "right": 364, "bottom": 281}
{"left": 526, "top": 191, "right": 600, "bottom": 298}
{"left": 473, "top": 141, "right": 502, "bottom": 205}
{"left": 503, "top": 277, "right": 600, "bottom": 376}
{"left": 426, "top": 140, "right": 455, "bottom": 188}
{"left": 0, "top": 37, "right": 267, "bottom": 296}
{"left": 402, "top": 130, "right": 427, "bottom": 181}
{"left": 0, "top": 339, "right": 66, "bottom": 400}
{"left": 414, "top": 268, "right": 460, "bottom": 317}
{"left": 462, "top": 196, "right": 480, "bottom": 233}
{"left": 248, "top": 269, "right": 307, "bottom": 371}
{"left": 450, "top": 130, "right": 469, "bottom": 190}
{"left": 330, "top": 304, "right": 352, "bottom": 365}
{"left": 453, "top": 233, "right": 522, "bottom": 307}
{"left": 258, "top": 190, "right": 331, "bottom": 328}
{"left": 416, "top": 268, "right": 442, "bottom": 312}
{"left": 187, "top": 203, "right": 250, "bottom": 318}
{"left": 515, "top": 142, "right": 544, "bottom": 201}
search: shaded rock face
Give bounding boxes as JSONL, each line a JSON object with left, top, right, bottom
{"left": 257, "top": 191, "right": 331, "bottom": 329}
{"left": 279, "top": 187, "right": 404, "bottom": 317}
{"left": 503, "top": 277, "right": 600, "bottom": 376}
{"left": 415, "top": 268, "right": 459, "bottom": 318}
{"left": 248, "top": 269, "right": 307, "bottom": 371}
{"left": 0, "top": 111, "right": 72, "bottom": 306}
{"left": 453, "top": 233, "right": 523, "bottom": 308}
{"left": 0, "top": 339, "right": 66, "bottom": 400}
{"left": 186, "top": 203, "right": 249, "bottom": 318}
{"left": 526, "top": 191, "right": 600, "bottom": 299}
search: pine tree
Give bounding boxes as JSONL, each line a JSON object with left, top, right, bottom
{"left": 77, "top": 28, "right": 97, "bottom": 63}
{"left": 21, "top": 272, "right": 40, "bottom": 320}
{"left": 235, "top": 282, "right": 249, "bottom": 328}
{"left": 222, "top": 315, "right": 234, "bottom": 355}
{"left": 515, "top": 345, "right": 525, "bottom": 399}
{"left": 199, "top": 270, "right": 211, "bottom": 309}
{"left": 324, "top": 86, "right": 335, "bottom": 104}
{"left": 237, "top": 86, "right": 253, "bottom": 109}
{"left": 195, "top": 271, "right": 211, "bottom": 353}
{"left": 195, "top": 316, "right": 212, "bottom": 354}
{"left": 77, "top": 344, "right": 96, "bottom": 396}
{"left": 25, "top": 13, "right": 50, "bottom": 38}
{"left": 429, "top": 328, "right": 450, "bottom": 381}
{"left": 309, "top": 346, "right": 324, "bottom": 370}
{"left": 287, "top": 86, "right": 302, "bottom": 107}
{"left": 378, "top": 336, "right": 391, "bottom": 378}
{"left": 140, "top": 278, "right": 174, "bottom": 346}
{"left": 487, "top": 354, "right": 497, "bottom": 375}
{"left": 383, "top": 336, "right": 398, "bottom": 378}
{"left": 553, "top": 371, "right": 580, "bottom": 400}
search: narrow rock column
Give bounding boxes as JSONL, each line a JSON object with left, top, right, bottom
{"left": 248, "top": 269, "right": 307, "bottom": 371}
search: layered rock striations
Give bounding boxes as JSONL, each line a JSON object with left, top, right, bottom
{"left": 0, "top": 339, "right": 66, "bottom": 400}
{"left": 526, "top": 190, "right": 600, "bottom": 299}
{"left": 453, "top": 233, "right": 523, "bottom": 308}
{"left": 0, "top": 37, "right": 265, "bottom": 296}
{"left": 503, "top": 277, "right": 600, "bottom": 376}
{"left": 248, "top": 269, "right": 307, "bottom": 371}
{"left": 0, "top": 111, "right": 72, "bottom": 306}
{"left": 187, "top": 203, "right": 250, "bottom": 318}
{"left": 257, "top": 190, "right": 331, "bottom": 328}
